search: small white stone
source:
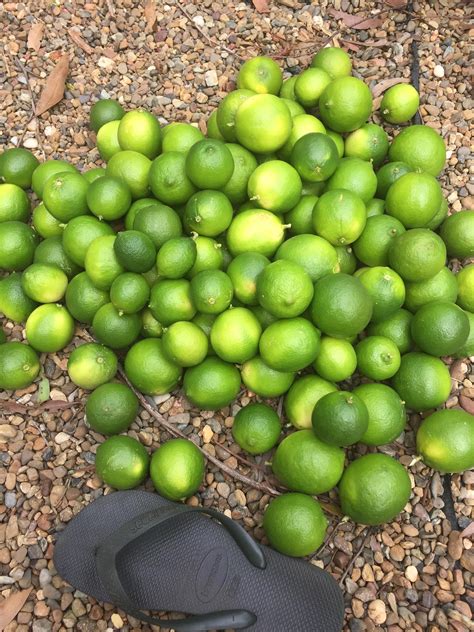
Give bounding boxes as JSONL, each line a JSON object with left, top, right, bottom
{"left": 97, "top": 56, "right": 115, "bottom": 70}
{"left": 54, "top": 432, "right": 70, "bottom": 445}
{"left": 204, "top": 69, "right": 218, "bottom": 87}
{"left": 202, "top": 424, "right": 213, "bottom": 444}
{"left": 433, "top": 64, "right": 445, "bottom": 78}
{"left": 193, "top": 15, "right": 205, "bottom": 27}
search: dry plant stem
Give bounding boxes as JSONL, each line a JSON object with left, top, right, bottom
{"left": 214, "top": 442, "right": 270, "bottom": 474}
{"left": 338, "top": 526, "right": 373, "bottom": 586}
{"left": 14, "top": 58, "right": 45, "bottom": 158}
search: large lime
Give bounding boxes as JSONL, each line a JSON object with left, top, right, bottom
{"left": 284, "top": 374, "right": 337, "bottom": 429}
{"left": 95, "top": 436, "right": 149, "bottom": 490}
{"left": 150, "top": 438, "right": 205, "bottom": 500}
{"left": 183, "top": 357, "right": 241, "bottom": 410}
{"left": 124, "top": 338, "right": 182, "bottom": 395}
{"left": 86, "top": 382, "right": 138, "bottom": 436}
{"left": 392, "top": 352, "right": 452, "bottom": 411}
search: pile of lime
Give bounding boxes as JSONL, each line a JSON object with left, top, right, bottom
{"left": 1, "top": 47, "right": 473, "bottom": 559}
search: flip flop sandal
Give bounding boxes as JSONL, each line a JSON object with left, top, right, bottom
{"left": 54, "top": 490, "right": 344, "bottom": 631}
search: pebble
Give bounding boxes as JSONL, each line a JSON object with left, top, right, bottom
{"left": 111, "top": 613, "right": 124, "bottom": 628}
{"left": 434, "top": 64, "right": 445, "bottom": 77}
{"left": 32, "top": 622, "right": 52, "bottom": 632}
{"left": 368, "top": 599, "right": 387, "bottom": 625}
{"left": 405, "top": 565, "right": 419, "bottom": 582}
{"left": 39, "top": 568, "right": 52, "bottom": 587}
{"left": 217, "top": 482, "right": 230, "bottom": 498}
{"left": 204, "top": 69, "right": 218, "bottom": 87}
{"left": 390, "top": 545, "right": 405, "bottom": 562}
{"left": 447, "top": 531, "right": 463, "bottom": 560}
{"left": 54, "top": 432, "right": 71, "bottom": 445}
{"left": 5, "top": 491, "right": 17, "bottom": 508}
{"left": 0, "top": 424, "right": 17, "bottom": 441}
{"left": 202, "top": 424, "right": 214, "bottom": 443}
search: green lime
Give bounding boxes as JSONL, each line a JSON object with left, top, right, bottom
{"left": 457, "top": 264, "right": 474, "bottom": 312}
{"left": 92, "top": 303, "right": 141, "bottom": 349}
{"left": 366, "top": 198, "right": 385, "bottom": 217}
{"left": 113, "top": 230, "right": 156, "bottom": 273}
{"left": 149, "top": 152, "right": 197, "bottom": 206}
{"left": 183, "top": 357, "right": 241, "bottom": 410}
{"left": 32, "top": 160, "right": 77, "bottom": 199}
{"left": 356, "top": 335, "right": 401, "bottom": 380}
{"left": 367, "top": 308, "right": 414, "bottom": 354}
{"left": 388, "top": 124, "right": 446, "bottom": 176}
{"left": 221, "top": 143, "right": 258, "bottom": 206}
{"left": 187, "top": 236, "right": 224, "bottom": 277}
{"left": 83, "top": 168, "right": 107, "bottom": 184}
{"left": 97, "top": 120, "right": 121, "bottom": 161}
{"left": 319, "top": 76, "right": 372, "bottom": 133}
{"left": 260, "top": 317, "right": 321, "bottom": 372}
{"left": 0, "top": 341, "right": 40, "bottom": 390}
{"left": 281, "top": 98, "right": 305, "bottom": 117}
{"left": 290, "top": 133, "right": 338, "bottom": 183}
{"left": 162, "top": 321, "right": 208, "bottom": 367}
{"left": 417, "top": 409, "right": 474, "bottom": 474}
{"left": 42, "top": 172, "right": 89, "bottom": 222}
{"left": 386, "top": 171, "right": 442, "bottom": 228}
{"left": 161, "top": 122, "right": 204, "bottom": 153}
{"left": 353, "top": 215, "right": 406, "bottom": 267}
{"left": 237, "top": 56, "right": 282, "bottom": 94}
{"left": 184, "top": 190, "right": 233, "bottom": 236}
{"left": 357, "top": 266, "right": 406, "bottom": 323}
{"left": 232, "top": 402, "right": 280, "bottom": 455}
{"left": 216, "top": 89, "right": 255, "bottom": 142}
{"left": 284, "top": 374, "right": 338, "bottom": 429}
{"left": 192, "top": 312, "right": 216, "bottom": 338}
{"left": 294, "top": 67, "right": 331, "bottom": 108}
{"left": 0, "top": 273, "right": 37, "bottom": 322}
{"left": 0, "top": 147, "right": 39, "bottom": 189}
{"left": 279, "top": 114, "right": 326, "bottom": 161}
{"left": 380, "top": 83, "right": 419, "bottom": 123}
{"left": 125, "top": 338, "right": 181, "bottom": 395}
{"left": 256, "top": 259, "right": 313, "bottom": 318}
{"left": 65, "top": 271, "right": 109, "bottom": 324}
{"left": 0, "top": 183, "right": 30, "bottom": 223}
{"left": 311, "top": 46, "right": 352, "bottom": 79}
{"left": 90, "top": 98, "right": 125, "bottom": 132}
{"left": 96, "top": 435, "right": 149, "bottom": 490}
{"left": 210, "top": 307, "right": 261, "bottom": 363}
{"left": 391, "top": 351, "right": 452, "bottom": 411}
{"left": 353, "top": 382, "right": 406, "bottom": 446}
{"left": 240, "top": 355, "right": 294, "bottom": 398}
{"left": 21, "top": 263, "right": 68, "bottom": 303}
{"left": 190, "top": 269, "right": 233, "bottom": 315}
{"left": 185, "top": 139, "right": 234, "bottom": 190}
{"left": 251, "top": 306, "right": 278, "bottom": 329}
{"left": 62, "top": 215, "right": 114, "bottom": 267}
{"left": 325, "top": 157, "right": 377, "bottom": 203}
{"left": 227, "top": 209, "right": 286, "bottom": 257}
{"left": 375, "top": 161, "right": 413, "bottom": 199}
{"left": 272, "top": 429, "right": 345, "bottom": 494}
{"left": 334, "top": 245, "right": 356, "bottom": 274}
{"left": 339, "top": 453, "right": 411, "bottom": 525}
{"left": 32, "top": 202, "right": 63, "bottom": 238}
{"left": 439, "top": 210, "right": 474, "bottom": 259}
{"left": 426, "top": 196, "right": 448, "bottom": 231}
{"left": 285, "top": 195, "right": 318, "bottom": 235}
{"left": 110, "top": 272, "right": 150, "bottom": 314}
{"left": 235, "top": 94, "right": 292, "bottom": 154}
{"left": 310, "top": 273, "right": 373, "bottom": 337}
{"left": 85, "top": 382, "right": 138, "bottom": 435}
{"left": 0, "top": 329, "right": 5, "bottom": 345}
{"left": 141, "top": 308, "right": 163, "bottom": 338}
{"left": 312, "top": 391, "right": 369, "bottom": 447}
{"left": 156, "top": 236, "right": 196, "bottom": 279}
{"left": 106, "top": 150, "right": 151, "bottom": 199}
{"left": 33, "top": 235, "right": 81, "bottom": 279}
{"left": 25, "top": 304, "right": 74, "bottom": 353}
{"left": 279, "top": 76, "right": 297, "bottom": 100}
{"left": 68, "top": 342, "right": 118, "bottom": 390}
{"left": 344, "top": 123, "right": 389, "bottom": 167}
{"left": 0, "top": 221, "right": 37, "bottom": 271}
{"left": 411, "top": 300, "right": 470, "bottom": 356}
{"left": 227, "top": 253, "right": 268, "bottom": 306}
{"left": 388, "top": 228, "right": 446, "bottom": 283}
{"left": 86, "top": 175, "right": 131, "bottom": 221}
{"left": 312, "top": 189, "right": 367, "bottom": 245}
{"left": 149, "top": 278, "right": 195, "bottom": 325}
{"left": 404, "top": 267, "right": 457, "bottom": 312}
{"left": 206, "top": 110, "right": 225, "bottom": 141}
{"left": 326, "top": 130, "right": 344, "bottom": 158}
{"left": 133, "top": 203, "right": 182, "bottom": 249}
{"left": 313, "top": 336, "right": 357, "bottom": 382}
{"left": 85, "top": 235, "right": 124, "bottom": 290}
{"left": 275, "top": 234, "right": 338, "bottom": 283}
{"left": 117, "top": 110, "right": 161, "bottom": 159}
{"left": 150, "top": 438, "right": 205, "bottom": 500}
{"left": 248, "top": 160, "right": 302, "bottom": 214}
{"left": 454, "top": 310, "right": 474, "bottom": 359}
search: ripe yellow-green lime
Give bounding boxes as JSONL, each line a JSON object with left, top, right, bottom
{"left": 86, "top": 175, "right": 131, "bottom": 221}
{"left": 313, "top": 336, "right": 357, "bottom": 382}
{"left": 294, "top": 67, "right": 331, "bottom": 108}
{"left": 339, "top": 454, "right": 411, "bottom": 525}
{"left": 376, "top": 161, "right": 413, "bottom": 199}
{"left": 21, "top": 263, "right": 68, "bottom": 303}
{"left": 190, "top": 269, "right": 233, "bottom": 315}
{"left": 388, "top": 124, "right": 446, "bottom": 176}
{"left": 335, "top": 245, "right": 357, "bottom": 274}
{"left": 188, "top": 236, "right": 224, "bottom": 277}
{"left": 226, "top": 209, "right": 286, "bottom": 257}
{"left": 388, "top": 228, "right": 446, "bottom": 282}
{"left": 284, "top": 374, "right": 337, "bottom": 429}
{"left": 290, "top": 133, "right": 338, "bottom": 183}
{"left": 404, "top": 267, "right": 457, "bottom": 312}
{"left": 439, "top": 210, "right": 474, "bottom": 259}
{"left": 276, "top": 234, "right": 338, "bottom": 283}
{"left": 279, "top": 114, "right": 326, "bottom": 160}
{"left": 89, "top": 98, "right": 125, "bottom": 132}
{"left": 391, "top": 352, "right": 451, "bottom": 411}
{"left": 426, "top": 196, "right": 448, "bottom": 231}
{"left": 42, "top": 171, "right": 89, "bottom": 222}
{"left": 0, "top": 221, "right": 37, "bottom": 271}
{"left": 106, "top": 150, "right": 151, "bottom": 199}
{"left": 32, "top": 160, "right": 77, "bottom": 199}
{"left": 85, "top": 235, "right": 124, "bottom": 290}
{"left": 68, "top": 342, "right": 118, "bottom": 390}
{"left": 62, "top": 215, "right": 114, "bottom": 267}
{"left": 380, "top": 83, "right": 419, "bottom": 124}
{"left": 232, "top": 402, "right": 281, "bottom": 455}
{"left": 367, "top": 308, "right": 413, "bottom": 354}
{"left": 184, "top": 190, "right": 233, "bottom": 236}
{"left": 0, "top": 341, "right": 40, "bottom": 390}
{"left": 310, "top": 273, "right": 373, "bottom": 337}
{"left": 210, "top": 307, "right": 262, "bottom": 363}
{"left": 416, "top": 409, "right": 474, "bottom": 474}
{"left": 326, "top": 130, "right": 344, "bottom": 158}
{"left": 385, "top": 171, "right": 442, "bottom": 228}
{"left": 161, "top": 122, "right": 204, "bottom": 153}
{"left": 325, "top": 157, "right": 377, "bottom": 203}
{"left": 456, "top": 264, "right": 474, "bottom": 312}
{"left": 356, "top": 335, "right": 401, "bottom": 380}
{"left": 279, "top": 76, "right": 297, "bottom": 100}
{"left": 237, "top": 56, "right": 282, "bottom": 94}
{"left": 285, "top": 195, "right": 318, "bottom": 235}
{"left": 162, "top": 321, "right": 208, "bottom": 367}
{"left": 353, "top": 215, "right": 405, "bottom": 267}
{"left": 319, "top": 76, "right": 372, "bottom": 132}
{"left": 206, "top": 110, "right": 225, "bottom": 141}
{"left": 97, "top": 120, "right": 121, "bottom": 161}
{"left": 0, "top": 183, "right": 30, "bottom": 223}
{"left": 0, "top": 273, "right": 37, "bottom": 323}
{"left": 263, "top": 493, "right": 327, "bottom": 558}
{"left": 150, "top": 438, "right": 205, "bottom": 500}
{"left": 235, "top": 94, "right": 292, "bottom": 154}
{"left": 259, "top": 317, "right": 321, "bottom": 372}
{"left": 110, "top": 272, "right": 150, "bottom": 314}
{"left": 0, "top": 147, "right": 39, "bottom": 189}
{"left": 65, "top": 272, "right": 109, "bottom": 325}
{"left": 117, "top": 110, "right": 161, "bottom": 159}
{"left": 256, "top": 259, "right": 313, "bottom": 318}
{"left": 227, "top": 252, "right": 269, "bottom": 306}
{"left": 113, "top": 229, "right": 156, "bottom": 273}
{"left": 25, "top": 304, "right": 75, "bottom": 353}
{"left": 148, "top": 151, "right": 197, "bottom": 206}
{"left": 357, "top": 266, "right": 406, "bottom": 323}
{"left": 33, "top": 235, "right": 81, "bottom": 279}
{"left": 156, "top": 236, "right": 196, "bottom": 279}
{"left": 149, "top": 279, "right": 196, "bottom": 325}
{"left": 312, "top": 189, "right": 366, "bottom": 245}
{"left": 216, "top": 89, "right": 255, "bottom": 142}
{"left": 312, "top": 391, "right": 369, "bottom": 447}
{"left": 142, "top": 308, "right": 163, "bottom": 338}
{"left": 248, "top": 160, "right": 302, "bottom": 214}
{"left": 344, "top": 123, "right": 389, "bottom": 167}
{"left": 221, "top": 143, "right": 258, "bottom": 205}
{"left": 85, "top": 382, "right": 138, "bottom": 436}
{"left": 353, "top": 383, "right": 406, "bottom": 446}
{"left": 410, "top": 300, "right": 469, "bottom": 356}
{"left": 240, "top": 355, "right": 295, "bottom": 398}
{"left": 185, "top": 139, "right": 234, "bottom": 189}
{"left": 281, "top": 98, "right": 305, "bottom": 118}
{"left": 272, "top": 429, "right": 345, "bottom": 494}
{"left": 183, "top": 357, "right": 241, "bottom": 410}
{"left": 32, "top": 202, "right": 63, "bottom": 238}
{"left": 311, "top": 46, "right": 352, "bottom": 79}
{"left": 366, "top": 198, "right": 385, "bottom": 217}
{"left": 95, "top": 436, "right": 149, "bottom": 490}
{"left": 125, "top": 338, "right": 182, "bottom": 395}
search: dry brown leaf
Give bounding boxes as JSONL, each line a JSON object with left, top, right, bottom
{"left": 385, "top": 0, "right": 407, "bottom": 7}
{"left": 68, "top": 28, "right": 94, "bottom": 55}
{"left": 252, "top": 0, "right": 271, "bottom": 13}
{"left": 343, "top": 40, "right": 361, "bottom": 52}
{"left": 35, "top": 54, "right": 69, "bottom": 116}
{"left": 144, "top": 0, "right": 157, "bottom": 31}
{"left": 27, "top": 22, "right": 44, "bottom": 52}
{"left": 329, "top": 8, "right": 383, "bottom": 29}
{"left": 372, "top": 76, "right": 409, "bottom": 98}
{"left": 0, "top": 588, "right": 32, "bottom": 630}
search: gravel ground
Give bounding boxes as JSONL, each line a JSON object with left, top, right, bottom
{"left": 0, "top": 1, "right": 473, "bottom": 631}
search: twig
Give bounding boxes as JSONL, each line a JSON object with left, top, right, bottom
{"left": 338, "top": 527, "right": 373, "bottom": 586}
{"left": 214, "top": 442, "right": 269, "bottom": 474}
{"left": 313, "top": 516, "right": 345, "bottom": 559}
{"left": 14, "top": 57, "right": 45, "bottom": 159}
